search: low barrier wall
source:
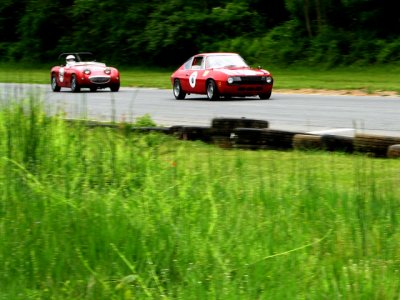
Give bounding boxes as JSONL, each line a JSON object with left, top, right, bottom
{"left": 67, "top": 117, "right": 400, "bottom": 159}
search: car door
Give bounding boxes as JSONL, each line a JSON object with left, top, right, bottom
{"left": 56, "top": 66, "right": 70, "bottom": 87}
{"left": 180, "top": 56, "right": 205, "bottom": 94}
{"left": 63, "top": 64, "right": 76, "bottom": 87}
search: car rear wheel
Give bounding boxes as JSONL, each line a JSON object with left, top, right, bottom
{"left": 259, "top": 91, "right": 272, "bottom": 100}
{"left": 207, "top": 80, "right": 219, "bottom": 100}
{"left": 51, "top": 74, "right": 61, "bottom": 92}
{"left": 173, "top": 79, "right": 186, "bottom": 99}
{"left": 71, "top": 75, "right": 80, "bottom": 92}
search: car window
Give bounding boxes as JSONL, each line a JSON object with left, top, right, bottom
{"left": 206, "top": 55, "right": 248, "bottom": 68}
{"left": 183, "top": 58, "right": 193, "bottom": 70}
{"left": 76, "top": 53, "right": 95, "bottom": 62}
{"left": 191, "top": 56, "right": 204, "bottom": 69}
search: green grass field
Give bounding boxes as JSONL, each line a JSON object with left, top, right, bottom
{"left": 0, "top": 99, "right": 400, "bottom": 299}
{"left": 1, "top": 63, "right": 400, "bottom": 94}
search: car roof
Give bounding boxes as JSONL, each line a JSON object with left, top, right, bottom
{"left": 194, "top": 52, "right": 239, "bottom": 56}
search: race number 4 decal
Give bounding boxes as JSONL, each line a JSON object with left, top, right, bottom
{"left": 189, "top": 71, "right": 198, "bottom": 88}
{"left": 59, "top": 67, "right": 65, "bottom": 82}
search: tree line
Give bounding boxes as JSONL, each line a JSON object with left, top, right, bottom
{"left": 1, "top": 0, "right": 399, "bottom": 68}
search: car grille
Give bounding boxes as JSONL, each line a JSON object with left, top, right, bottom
{"left": 89, "top": 76, "right": 111, "bottom": 84}
{"left": 239, "top": 76, "right": 264, "bottom": 84}
{"left": 238, "top": 87, "right": 263, "bottom": 92}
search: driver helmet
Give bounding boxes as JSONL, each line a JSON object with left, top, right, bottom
{"left": 66, "top": 54, "right": 75, "bottom": 63}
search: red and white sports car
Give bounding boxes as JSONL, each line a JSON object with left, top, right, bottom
{"left": 170, "top": 52, "right": 273, "bottom": 100}
{"left": 50, "top": 52, "right": 120, "bottom": 92}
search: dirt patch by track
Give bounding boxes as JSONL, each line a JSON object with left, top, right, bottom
{"left": 275, "top": 88, "right": 399, "bottom": 97}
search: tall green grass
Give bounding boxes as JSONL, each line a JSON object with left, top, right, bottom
{"left": 1, "top": 98, "right": 400, "bottom": 299}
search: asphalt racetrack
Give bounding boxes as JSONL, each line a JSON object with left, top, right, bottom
{"left": 1, "top": 83, "right": 400, "bottom": 137}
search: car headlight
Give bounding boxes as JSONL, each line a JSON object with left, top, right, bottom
{"left": 84, "top": 69, "right": 91, "bottom": 75}
{"left": 227, "top": 76, "right": 241, "bottom": 84}
{"left": 261, "top": 76, "right": 272, "bottom": 83}
{"left": 104, "top": 68, "right": 111, "bottom": 75}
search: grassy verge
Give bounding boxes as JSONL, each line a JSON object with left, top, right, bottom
{"left": 1, "top": 63, "right": 400, "bottom": 94}
{"left": 1, "top": 99, "right": 400, "bottom": 299}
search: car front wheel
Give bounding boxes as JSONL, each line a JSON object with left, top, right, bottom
{"left": 110, "top": 84, "right": 120, "bottom": 92}
{"left": 259, "top": 91, "right": 272, "bottom": 100}
{"left": 173, "top": 79, "right": 186, "bottom": 99}
{"left": 206, "top": 80, "right": 219, "bottom": 100}
{"left": 51, "top": 74, "right": 61, "bottom": 92}
{"left": 71, "top": 75, "right": 80, "bottom": 92}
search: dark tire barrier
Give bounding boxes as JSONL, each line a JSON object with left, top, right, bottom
{"left": 65, "top": 118, "right": 400, "bottom": 159}
{"left": 233, "top": 128, "right": 302, "bottom": 150}
{"left": 211, "top": 118, "right": 269, "bottom": 136}
{"left": 169, "top": 126, "right": 213, "bottom": 142}
{"left": 211, "top": 136, "right": 233, "bottom": 149}
{"left": 293, "top": 134, "right": 324, "bottom": 151}
{"left": 320, "top": 134, "right": 354, "bottom": 153}
{"left": 261, "top": 129, "right": 303, "bottom": 150}
{"left": 68, "top": 120, "right": 172, "bottom": 134}
{"left": 74, "top": 120, "right": 117, "bottom": 129}
{"left": 354, "top": 133, "right": 400, "bottom": 157}
{"left": 130, "top": 126, "right": 172, "bottom": 134}
{"left": 387, "top": 144, "right": 400, "bottom": 158}
{"left": 231, "top": 128, "right": 267, "bottom": 150}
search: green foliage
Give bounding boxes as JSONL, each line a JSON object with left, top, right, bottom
{"left": 376, "top": 39, "right": 400, "bottom": 64}
{"left": 0, "top": 0, "right": 400, "bottom": 67}
{"left": 132, "top": 114, "right": 157, "bottom": 127}
{"left": 15, "top": 0, "right": 73, "bottom": 61}
{"left": 210, "top": 20, "right": 308, "bottom": 66}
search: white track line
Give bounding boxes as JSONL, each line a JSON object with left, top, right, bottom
{"left": 306, "top": 128, "right": 355, "bottom": 135}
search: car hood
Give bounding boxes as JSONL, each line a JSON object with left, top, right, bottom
{"left": 73, "top": 62, "right": 107, "bottom": 70}
{"left": 217, "top": 68, "right": 270, "bottom": 76}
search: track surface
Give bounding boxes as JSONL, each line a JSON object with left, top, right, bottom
{"left": 1, "top": 83, "right": 399, "bottom": 137}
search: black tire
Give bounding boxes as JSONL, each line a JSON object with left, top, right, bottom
{"left": 231, "top": 128, "right": 264, "bottom": 146}
{"left": 70, "top": 75, "right": 80, "bottom": 92}
{"left": 259, "top": 91, "right": 272, "bottom": 100}
{"left": 387, "top": 144, "right": 400, "bottom": 158}
{"left": 110, "top": 83, "right": 120, "bottom": 92}
{"left": 206, "top": 80, "right": 219, "bottom": 100}
{"left": 211, "top": 135, "right": 233, "bottom": 148}
{"left": 232, "top": 128, "right": 300, "bottom": 150}
{"left": 211, "top": 118, "right": 269, "bottom": 136}
{"left": 51, "top": 74, "right": 61, "bottom": 92}
{"left": 173, "top": 79, "right": 186, "bottom": 99}
{"left": 179, "top": 126, "right": 213, "bottom": 142}
{"left": 293, "top": 134, "right": 323, "bottom": 151}
{"left": 321, "top": 134, "right": 354, "bottom": 153}
{"left": 354, "top": 133, "right": 400, "bottom": 157}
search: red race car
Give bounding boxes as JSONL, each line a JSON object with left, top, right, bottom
{"left": 50, "top": 52, "right": 120, "bottom": 92}
{"left": 170, "top": 52, "right": 273, "bottom": 100}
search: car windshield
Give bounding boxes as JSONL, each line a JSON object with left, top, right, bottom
{"left": 75, "top": 53, "right": 95, "bottom": 62}
{"left": 206, "top": 54, "right": 248, "bottom": 69}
